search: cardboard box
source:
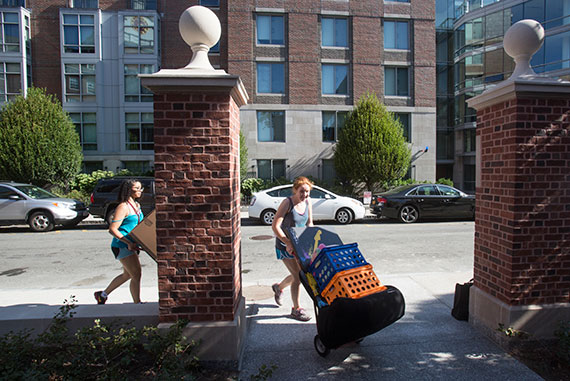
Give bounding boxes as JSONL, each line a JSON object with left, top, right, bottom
{"left": 129, "top": 209, "right": 157, "bottom": 262}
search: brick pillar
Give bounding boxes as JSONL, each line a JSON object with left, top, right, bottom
{"left": 141, "top": 72, "right": 248, "bottom": 366}
{"left": 467, "top": 80, "right": 570, "bottom": 339}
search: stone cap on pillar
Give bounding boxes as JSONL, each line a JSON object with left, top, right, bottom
{"left": 139, "top": 5, "right": 248, "bottom": 107}
{"left": 468, "top": 19, "right": 570, "bottom": 111}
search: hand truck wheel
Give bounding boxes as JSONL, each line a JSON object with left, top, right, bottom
{"left": 314, "top": 335, "right": 330, "bottom": 357}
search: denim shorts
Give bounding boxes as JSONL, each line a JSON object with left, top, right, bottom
{"left": 275, "top": 247, "right": 294, "bottom": 260}
{"left": 112, "top": 246, "right": 138, "bottom": 260}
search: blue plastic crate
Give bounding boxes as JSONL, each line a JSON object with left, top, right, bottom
{"left": 309, "top": 243, "right": 369, "bottom": 291}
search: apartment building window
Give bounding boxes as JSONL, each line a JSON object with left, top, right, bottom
{"left": 257, "top": 62, "right": 284, "bottom": 94}
{"left": 464, "top": 128, "right": 476, "bottom": 153}
{"left": 257, "top": 111, "right": 285, "bottom": 142}
{"left": 1, "top": 12, "right": 19, "bottom": 52}
{"left": 126, "top": 112, "right": 153, "bottom": 150}
{"left": 70, "top": 112, "right": 97, "bottom": 150}
{"left": 200, "top": 0, "right": 219, "bottom": 7}
{"left": 322, "top": 111, "right": 348, "bottom": 142}
{"left": 124, "top": 160, "right": 152, "bottom": 173}
{"left": 256, "top": 15, "right": 284, "bottom": 45}
{"left": 322, "top": 17, "right": 347, "bottom": 47}
{"left": 394, "top": 113, "right": 411, "bottom": 142}
{"left": 71, "top": 0, "right": 98, "bottom": 9}
{"left": 0, "top": 62, "right": 20, "bottom": 102}
{"left": 257, "top": 159, "right": 285, "bottom": 181}
{"left": 62, "top": 14, "right": 95, "bottom": 54}
{"left": 322, "top": 64, "right": 348, "bottom": 95}
{"left": 130, "top": 0, "right": 157, "bottom": 10}
{"left": 385, "top": 67, "right": 409, "bottom": 96}
{"left": 384, "top": 21, "right": 408, "bottom": 50}
{"left": 124, "top": 15, "right": 155, "bottom": 54}
{"left": 463, "top": 164, "right": 475, "bottom": 193}
{"left": 124, "top": 64, "right": 154, "bottom": 102}
{"left": 322, "top": 159, "right": 336, "bottom": 185}
{"left": 0, "top": 1, "right": 26, "bottom": 6}
{"left": 64, "top": 63, "right": 95, "bottom": 102}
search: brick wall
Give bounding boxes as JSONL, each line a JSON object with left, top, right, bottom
{"left": 153, "top": 91, "right": 242, "bottom": 322}
{"left": 474, "top": 95, "right": 570, "bottom": 306}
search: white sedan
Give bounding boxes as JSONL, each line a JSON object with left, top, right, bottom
{"left": 248, "top": 184, "right": 366, "bottom": 225}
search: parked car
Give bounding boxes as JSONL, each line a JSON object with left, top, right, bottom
{"left": 89, "top": 177, "right": 155, "bottom": 225}
{"left": 249, "top": 184, "right": 366, "bottom": 225}
{"left": 370, "top": 183, "right": 475, "bottom": 223}
{"left": 0, "top": 181, "right": 89, "bottom": 232}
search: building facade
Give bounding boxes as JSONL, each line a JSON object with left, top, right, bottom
{"left": 436, "top": 0, "right": 570, "bottom": 192}
{"left": 0, "top": 0, "right": 436, "bottom": 184}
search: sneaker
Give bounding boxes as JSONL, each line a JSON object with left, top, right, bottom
{"left": 94, "top": 291, "right": 107, "bottom": 305}
{"left": 291, "top": 307, "right": 311, "bottom": 322}
{"left": 272, "top": 283, "right": 283, "bottom": 306}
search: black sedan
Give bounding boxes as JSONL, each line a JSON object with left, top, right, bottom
{"left": 370, "top": 184, "right": 475, "bottom": 223}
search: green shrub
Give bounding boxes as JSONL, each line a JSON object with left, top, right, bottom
{"left": 0, "top": 297, "right": 200, "bottom": 380}
{"left": 436, "top": 177, "right": 454, "bottom": 187}
{"left": 241, "top": 177, "right": 265, "bottom": 197}
{"left": 71, "top": 169, "right": 115, "bottom": 195}
{"left": 0, "top": 87, "right": 82, "bottom": 188}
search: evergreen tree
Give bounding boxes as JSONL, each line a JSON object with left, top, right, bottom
{"left": 0, "top": 87, "right": 82, "bottom": 187}
{"left": 334, "top": 93, "right": 411, "bottom": 191}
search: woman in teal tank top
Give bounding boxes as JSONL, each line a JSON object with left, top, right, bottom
{"left": 94, "top": 179, "right": 145, "bottom": 305}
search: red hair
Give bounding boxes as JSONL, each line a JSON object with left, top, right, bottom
{"left": 293, "top": 176, "right": 313, "bottom": 191}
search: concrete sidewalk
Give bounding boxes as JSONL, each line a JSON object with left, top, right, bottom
{"left": 0, "top": 271, "right": 540, "bottom": 380}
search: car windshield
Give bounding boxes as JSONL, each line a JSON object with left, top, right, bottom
{"left": 14, "top": 185, "right": 57, "bottom": 199}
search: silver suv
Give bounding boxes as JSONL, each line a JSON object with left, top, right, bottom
{"left": 0, "top": 182, "right": 88, "bottom": 232}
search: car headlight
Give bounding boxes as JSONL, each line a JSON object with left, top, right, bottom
{"left": 350, "top": 199, "right": 363, "bottom": 207}
{"left": 52, "top": 202, "right": 75, "bottom": 210}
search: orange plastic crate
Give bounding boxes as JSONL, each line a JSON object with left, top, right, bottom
{"left": 321, "top": 264, "right": 387, "bottom": 304}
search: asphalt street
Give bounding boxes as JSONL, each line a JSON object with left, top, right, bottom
{"left": 0, "top": 216, "right": 475, "bottom": 306}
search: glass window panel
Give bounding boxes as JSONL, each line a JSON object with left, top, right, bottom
{"left": 83, "top": 123, "right": 97, "bottom": 142}
{"left": 84, "top": 112, "right": 97, "bottom": 123}
{"left": 397, "top": 68, "right": 408, "bottom": 96}
{"left": 322, "top": 64, "right": 334, "bottom": 94}
{"left": 83, "top": 75, "right": 95, "bottom": 94}
{"left": 272, "top": 112, "right": 285, "bottom": 141}
{"left": 80, "top": 15, "right": 94, "bottom": 25}
{"left": 80, "top": 26, "right": 94, "bottom": 45}
{"left": 273, "top": 160, "right": 286, "bottom": 179}
{"left": 82, "top": 64, "right": 95, "bottom": 74}
{"left": 142, "top": 113, "right": 153, "bottom": 122}
{"left": 322, "top": 111, "right": 335, "bottom": 142}
{"left": 384, "top": 21, "right": 395, "bottom": 49}
{"left": 524, "top": 0, "right": 544, "bottom": 23}
{"left": 271, "top": 63, "right": 284, "bottom": 93}
{"left": 257, "top": 15, "right": 270, "bottom": 44}
{"left": 335, "top": 65, "right": 347, "bottom": 94}
{"left": 322, "top": 18, "right": 333, "bottom": 46}
{"left": 271, "top": 16, "right": 284, "bottom": 44}
{"left": 4, "top": 24, "right": 18, "bottom": 44}
{"left": 257, "top": 63, "right": 270, "bottom": 93}
{"left": 6, "top": 73, "right": 20, "bottom": 93}
{"left": 396, "top": 22, "right": 408, "bottom": 49}
{"left": 64, "top": 25, "right": 79, "bottom": 45}
{"left": 395, "top": 113, "right": 410, "bottom": 142}
{"left": 63, "top": 14, "right": 78, "bottom": 24}
{"left": 334, "top": 18, "right": 347, "bottom": 47}
{"left": 257, "top": 160, "right": 271, "bottom": 180}
{"left": 257, "top": 111, "right": 272, "bottom": 141}
{"left": 385, "top": 67, "right": 396, "bottom": 95}
{"left": 125, "top": 75, "right": 138, "bottom": 94}
{"left": 5, "top": 62, "right": 19, "bottom": 72}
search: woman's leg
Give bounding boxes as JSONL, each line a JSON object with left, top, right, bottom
{"left": 282, "top": 258, "right": 301, "bottom": 309}
{"left": 103, "top": 269, "right": 130, "bottom": 296}
{"left": 277, "top": 274, "right": 293, "bottom": 290}
{"left": 120, "top": 254, "right": 142, "bottom": 303}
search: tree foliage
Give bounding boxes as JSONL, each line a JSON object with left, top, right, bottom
{"left": 239, "top": 130, "right": 248, "bottom": 180}
{"left": 0, "top": 87, "right": 82, "bottom": 187}
{"left": 334, "top": 93, "right": 411, "bottom": 191}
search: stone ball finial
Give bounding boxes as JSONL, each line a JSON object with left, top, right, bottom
{"left": 179, "top": 6, "right": 221, "bottom": 71}
{"left": 503, "top": 19, "right": 544, "bottom": 80}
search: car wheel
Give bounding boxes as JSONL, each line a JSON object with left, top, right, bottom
{"left": 28, "top": 211, "right": 54, "bottom": 232}
{"left": 398, "top": 205, "right": 418, "bottom": 223}
{"left": 260, "top": 209, "right": 276, "bottom": 225}
{"left": 335, "top": 208, "right": 353, "bottom": 224}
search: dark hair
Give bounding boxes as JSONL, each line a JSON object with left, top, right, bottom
{"left": 116, "top": 179, "right": 139, "bottom": 203}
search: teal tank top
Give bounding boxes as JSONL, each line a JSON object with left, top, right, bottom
{"left": 111, "top": 205, "right": 143, "bottom": 249}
